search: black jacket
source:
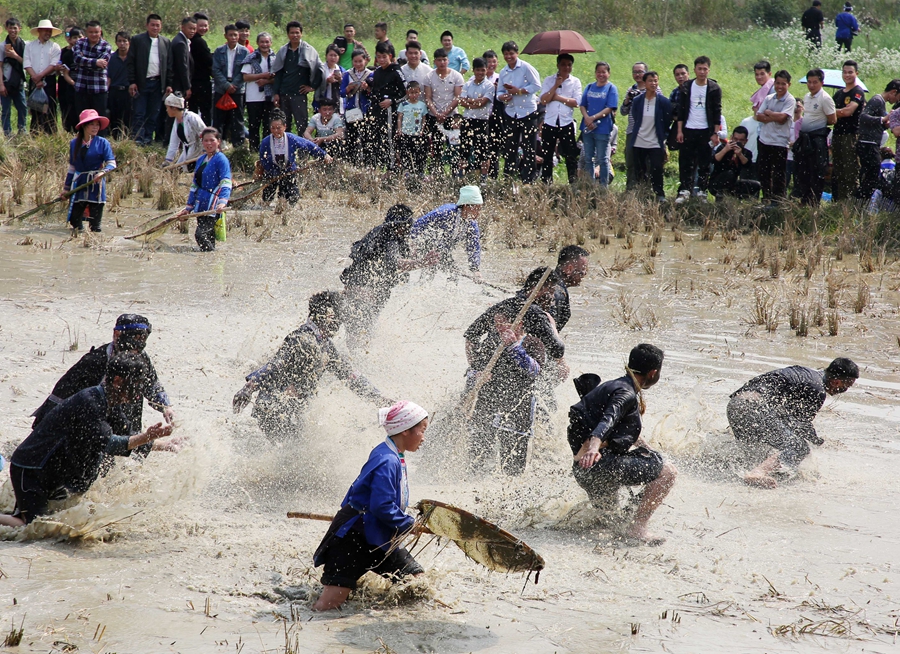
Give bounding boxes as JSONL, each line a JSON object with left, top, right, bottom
{"left": 677, "top": 78, "right": 722, "bottom": 133}
{"left": 548, "top": 278, "right": 571, "bottom": 331}
{"left": 190, "top": 34, "right": 212, "bottom": 83}
{"left": 731, "top": 366, "right": 826, "bottom": 426}
{"left": 126, "top": 31, "right": 173, "bottom": 90}
{"left": 568, "top": 375, "right": 642, "bottom": 455}
{"left": 31, "top": 342, "right": 169, "bottom": 438}
{"left": 340, "top": 223, "right": 410, "bottom": 292}
{"left": 13, "top": 386, "right": 132, "bottom": 494}
{"left": 369, "top": 63, "right": 406, "bottom": 115}
{"left": 171, "top": 31, "right": 193, "bottom": 94}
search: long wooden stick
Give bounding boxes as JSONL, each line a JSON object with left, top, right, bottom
{"left": 461, "top": 265, "right": 554, "bottom": 419}
{"left": 286, "top": 511, "right": 434, "bottom": 534}
{"left": 161, "top": 154, "right": 202, "bottom": 171}
{"left": 8, "top": 169, "right": 116, "bottom": 223}
{"left": 124, "top": 207, "right": 225, "bottom": 240}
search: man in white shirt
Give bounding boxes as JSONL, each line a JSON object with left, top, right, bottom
{"left": 793, "top": 68, "right": 836, "bottom": 206}
{"left": 23, "top": 19, "right": 62, "bottom": 134}
{"left": 497, "top": 40, "right": 541, "bottom": 183}
{"left": 675, "top": 56, "right": 722, "bottom": 202}
{"left": 755, "top": 69, "right": 796, "bottom": 204}
{"left": 398, "top": 30, "right": 429, "bottom": 66}
{"left": 459, "top": 57, "right": 495, "bottom": 176}
{"left": 400, "top": 41, "right": 431, "bottom": 89}
{"left": 424, "top": 48, "right": 463, "bottom": 168}
{"left": 538, "top": 53, "right": 582, "bottom": 184}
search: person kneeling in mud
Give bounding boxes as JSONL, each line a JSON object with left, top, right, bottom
{"left": 232, "top": 291, "right": 391, "bottom": 441}
{"left": 312, "top": 401, "right": 429, "bottom": 611}
{"left": 727, "top": 357, "right": 859, "bottom": 489}
{"left": 567, "top": 344, "right": 677, "bottom": 545}
{"left": 0, "top": 353, "right": 176, "bottom": 528}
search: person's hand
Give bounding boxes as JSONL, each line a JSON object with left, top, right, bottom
{"left": 610, "top": 147, "right": 617, "bottom": 156}
{"left": 154, "top": 433, "right": 187, "bottom": 452}
{"left": 360, "top": 81, "right": 369, "bottom": 91}
{"left": 583, "top": 116, "right": 594, "bottom": 130}
{"left": 379, "top": 98, "right": 392, "bottom": 109}
{"left": 60, "top": 190, "right": 70, "bottom": 199}
{"left": 215, "top": 202, "right": 227, "bottom": 212}
{"left": 298, "top": 85, "right": 314, "bottom": 94}
{"left": 0, "top": 86, "right": 6, "bottom": 98}
{"left": 163, "top": 406, "right": 176, "bottom": 425}
{"left": 272, "top": 93, "right": 280, "bottom": 106}
{"left": 555, "top": 357, "right": 570, "bottom": 382}
{"left": 323, "top": 154, "right": 334, "bottom": 164}
{"left": 129, "top": 83, "right": 138, "bottom": 97}
{"left": 228, "top": 84, "right": 237, "bottom": 94}
{"left": 145, "top": 422, "right": 175, "bottom": 441}
{"left": 499, "top": 93, "right": 512, "bottom": 103}
{"left": 579, "top": 448, "right": 602, "bottom": 469}
{"left": 96, "top": 58, "right": 108, "bottom": 69}
{"left": 233, "top": 386, "right": 253, "bottom": 413}
{"left": 676, "top": 129, "right": 684, "bottom": 144}
{"left": 185, "top": 89, "right": 192, "bottom": 99}
{"left": 175, "top": 208, "right": 190, "bottom": 219}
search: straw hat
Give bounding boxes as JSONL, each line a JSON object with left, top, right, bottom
{"left": 76, "top": 109, "right": 110, "bottom": 131}
{"left": 30, "top": 20, "right": 63, "bottom": 37}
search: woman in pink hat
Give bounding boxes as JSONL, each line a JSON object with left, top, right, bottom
{"left": 63, "top": 109, "right": 116, "bottom": 233}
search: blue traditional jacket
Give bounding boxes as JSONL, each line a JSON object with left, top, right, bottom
{"left": 65, "top": 137, "right": 116, "bottom": 203}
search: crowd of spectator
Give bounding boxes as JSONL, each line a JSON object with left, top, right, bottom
{"left": 2, "top": 6, "right": 899, "bottom": 208}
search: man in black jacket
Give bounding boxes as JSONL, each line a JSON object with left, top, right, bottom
{"left": 30, "top": 314, "right": 175, "bottom": 443}
{"left": 368, "top": 41, "right": 406, "bottom": 169}
{"left": 801, "top": 0, "right": 825, "bottom": 48}
{"left": 0, "top": 353, "right": 175, "bottom": 528}
{"left": 126, "top": 13, "right": 172, "bottom": 145}
{"left": 568, "top": 344, "right": 676, "bottom": 544}
{"left": 727, "top": 358, "right": 859, "bottom": 489}
{"left": 171, "top": 16, "right": 195, "bottom": 99}
{"left": 709, "top": 126, "right": 761, "bottom": 199}
{"left": 465, "top": 267, "right": 567, "bottom": 475}
{"left": 675, "top": 56, "right": 722, "bottom": 203}
{"left": 189, "top": 13, "right": 213, "bottom": 124}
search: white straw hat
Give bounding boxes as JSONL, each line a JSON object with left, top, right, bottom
{"left": 31, "top": 20, "right": 63, "bottom": 37}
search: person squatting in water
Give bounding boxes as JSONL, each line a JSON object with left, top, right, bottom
{"left": 232, "top": 291, "right": 392, "bottom": 441}
{"left": 727, "top": 357, "right": 859, "bottom": 489}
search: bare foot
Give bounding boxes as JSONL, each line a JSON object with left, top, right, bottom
{"left": 623, "top": 527, "right": 666, "bottom": 546}
{"left": 743, "top": 472, "right": 778, "bottom": 489}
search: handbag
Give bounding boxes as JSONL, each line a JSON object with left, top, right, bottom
{"left": 216, "top": 91, "right": 237, "bottom": 111}
{"left": 345, "top": 106, "right": 364, "bottom": 123}
{"left": 214, "top": 212, "right": 227, "bottom": 242}
{"left": 27, "top": 87, "right": 49, "bottom": 113}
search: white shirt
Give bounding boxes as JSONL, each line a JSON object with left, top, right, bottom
{"left": 241, "top": 56, "right": 270, "bottom": 103}
{"left": 226, "top": 45, "right": 237, "bottom": 79}
{"left": 802, "top": 89, "right": 837, "bottom": 132}
{"left": 425, "top": 68, "right": 464, "bottom": 115}
{"left": 271, "top": 134, "right": 288, "bottom": 157}
{"left": 147, "top": 37, "right": 160, "bottom": 78}
{"left": 461, "top": 77, "right": 495, "bottom": 120}
{"left": 634, "top": 93, "right": 659, "bottom": 149}
{"left": 23, "top": 39, "right": 61, "bottom": 74}
{"left": 401, "top": 62, "right": 432, "bottom": 88}
{"left": 540, "top": 73, "right": 582, "bottom": 127}
{"left": 685, "top": 82, "right": 709, "bottom": 129}
{"left": 758, "top": 91, "right": 797, "bottom": 148}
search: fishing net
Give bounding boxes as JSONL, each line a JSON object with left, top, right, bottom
{"left": 413, "top": 499, "right": 545, "bottom": 580}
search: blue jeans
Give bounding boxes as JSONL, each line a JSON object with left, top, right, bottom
{"left": 1, "top": 87, "right": 28, "bottom": 135}
{"left": 582, "top": 130, "right": 611, "bottom": 187}
{"left": 131, "top": 78, "right": 162, "bottom": 145}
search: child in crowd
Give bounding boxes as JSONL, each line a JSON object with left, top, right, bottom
{"left": 396, "top": 81, "right": 428, "bottom": 175}
{"left": 304, "top": 98, "right": 345, "bottom": 156}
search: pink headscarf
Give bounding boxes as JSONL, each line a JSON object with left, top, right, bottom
{"left": 378, "top": 401, "right": 428, "bottom": 436}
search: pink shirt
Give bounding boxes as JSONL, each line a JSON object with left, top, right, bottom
{"left": 751, "top": 78, "right": 775, "bottom": 112}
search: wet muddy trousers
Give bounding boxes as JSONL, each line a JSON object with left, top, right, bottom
{"left": 726, "top": 395, "right": 813, "bottom": 466}
{"left": 70, "top": 202, "right": 103, "bottom": 232}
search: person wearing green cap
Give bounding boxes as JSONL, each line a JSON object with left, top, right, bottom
{"left": 409, "top": 185, "right": 484, "bottom": 282}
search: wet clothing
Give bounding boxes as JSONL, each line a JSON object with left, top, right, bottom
{"left": 547, "top": 277, "right": 571, "bottom": 331}
{"left": 568, "top": 374, "right": 665, "bottom": 503}
{"left": 410, "top": 204, "right": 481, "bottom": 272}
{"left": 246, "top": 321, "right": 382, "bottom": 440}
{"left": 186, "top": 151, "right": 232, "bottom": 212}
{"left": 314, "top": 438, "right": 423, "bottom": 589}
{"left": 10, "top": 386, "right": 132, "bottom": 523}
{"left": 31, "top": 342, "right": 170, "bottom": 441}
{"left": 727, "top": 365, "right": 827, "bottom": 466}
{"left": 258, "top": 132, "right": 327, "bottom": 176}
{"left": 465, "top": 294, "right": 564, "bottom": 475}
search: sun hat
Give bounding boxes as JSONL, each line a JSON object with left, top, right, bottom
{"left": 31, "top": 19, "right": 63, "bottom": 37}
{"left": 76, "top": 109, "right": 110, "bottom": 131}
{"left": 457, "top": 185, "right": 483, "bottom": 206}
{"left": 165, "top": 93, "right": 186, "bottom": 110}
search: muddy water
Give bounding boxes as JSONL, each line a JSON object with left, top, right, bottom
{"left": 0, "top": 200, "right": 898, "bottom": 653}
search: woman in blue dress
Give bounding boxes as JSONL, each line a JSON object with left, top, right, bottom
{"left": 312, "top": 401, "right": 429, "bottom": 611}
{"left": 64, "top": 109, "right": 116, "bottom": 233}
{"left": 176, "top": 127, "right": 232, "bottom": 251}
